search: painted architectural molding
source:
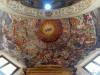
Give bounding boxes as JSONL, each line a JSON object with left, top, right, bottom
{"left": 76, "top": 49, "right": 100, "bottom": 75}
{"left": 0, "top": 0, "right": 99, "bottom": 19}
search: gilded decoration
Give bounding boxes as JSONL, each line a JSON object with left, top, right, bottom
{"left": 36, "top": 19, "right": 63, "bottom": 42}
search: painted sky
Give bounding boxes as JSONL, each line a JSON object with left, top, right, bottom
{"left": 42, "top": 0, "right": 53, "bottom": 4}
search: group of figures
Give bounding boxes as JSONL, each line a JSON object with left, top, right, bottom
{"left": 1, "top": 11, "right": 96, "bottom": 74}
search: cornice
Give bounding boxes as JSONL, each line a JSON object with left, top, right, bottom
{"left": 0, "top": 0, "right": 99, "bottom": 19}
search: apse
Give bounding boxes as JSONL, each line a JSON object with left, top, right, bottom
{"left": 0, "top": 0, "right": 100, "bottom": 75}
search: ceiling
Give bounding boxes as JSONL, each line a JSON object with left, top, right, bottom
{"left": 0, "top": 11, "right": 96, "bottom": 69}
{"left": 20, "top": 0, "right": 81, "bottom": 9}
{"left": 0, "top": 0, "right": 100, "bottom": 74}
{"left": 0, "top": 0, "right": 94, "bottom": 19}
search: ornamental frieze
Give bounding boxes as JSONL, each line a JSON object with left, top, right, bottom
{"left": 0, "top": 0, "right": 93, "bottom": 19}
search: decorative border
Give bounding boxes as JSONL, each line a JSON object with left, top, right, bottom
{"left": 0, "top": 0, "right": 92, "bottom": 19}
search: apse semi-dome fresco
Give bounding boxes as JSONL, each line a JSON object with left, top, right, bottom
{"left": 1, "top": 10, "right": 96, "bottom": 74}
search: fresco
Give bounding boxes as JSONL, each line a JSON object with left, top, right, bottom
{"left": 1, "top": 12, "right": 96, "bottom": 74}
{"left": 0, "top": 10, "right": 13, "bottom": 50}
{"left": 20, "top": 0, "right": 81, "bottom": 9}
{"left": 36, "top": 19, "right": 63, "bottom": 42}
{"left": 0, "top": 10, "right": 12, "bottom": 34}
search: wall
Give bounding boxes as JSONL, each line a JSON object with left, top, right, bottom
{"left": 0, "top": 10, "right": 26, "bottom": 75}
{"left": 0, "top": 50, "right": 26, "bottom": 75}
{"left": 76, "top": 49, "right": 100, "bottom": 75}
{"left": 76, "top": 7, "right": 100, "bottom": 75}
